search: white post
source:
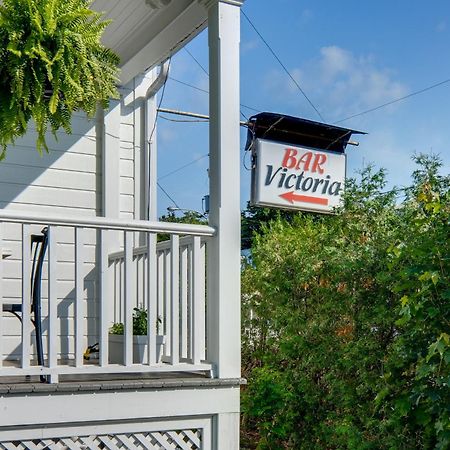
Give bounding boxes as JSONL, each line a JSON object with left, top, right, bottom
{"left": 99, "top": 98, "right": 121, "bottom": 365}
{"left": 101, "top": 100, "right": 121, "bottom": 219}
{"left": 202, "top": 0, "right": 242, "bottom": 379}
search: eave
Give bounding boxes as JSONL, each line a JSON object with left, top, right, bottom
{"left": 91, "top": 0, "right": 208, "bottom": 85}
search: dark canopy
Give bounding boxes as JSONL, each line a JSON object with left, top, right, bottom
{"left": 246, "top": 112, "right": 366, "bottom": 153}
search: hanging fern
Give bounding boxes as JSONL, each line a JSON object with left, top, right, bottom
{"left": 0, "top": 0, "right": 120, "bottom": 160}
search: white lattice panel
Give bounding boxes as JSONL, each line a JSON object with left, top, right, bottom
{"left": 0, "top": 429, "right": 202, "bottom": 450}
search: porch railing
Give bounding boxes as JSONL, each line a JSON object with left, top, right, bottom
{"left": 0, "top": 210, "right": 214, "bottom": 383}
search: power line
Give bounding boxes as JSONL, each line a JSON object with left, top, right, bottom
{"left": 184, "top": 47, "right": 209, "bottom": 77}
{"left": 169, "top": 76, "right": 261, "bottom": 114}
{"left": 182, "top": 47, "right": 251, "bottom": 121}
{"left": 159, "top": 115, "right": 209, "bottom": 123}
{"left": 241, "top": 9, "right": 325, "bottom": 122}
{"left": 159, "top": 154, "right": 209, "bottom": 180}
{"left": 157, "top": 181, "right": 180, "bottom": 208}
{"left": 148, "top": 57, "right": 171, "bottom": 143}
{"left": 169, "top": 76, "right": 208, "bottom": 94}
{"left": 335, "top": 77, "right": 450, "bottom": 124}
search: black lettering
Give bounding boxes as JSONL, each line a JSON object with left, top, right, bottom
{"left": 312, "top": 178, "right": 324, "bottom": 192}
{"left": 284, "top": 173, "right": 296, "bottom": 189}
{"left": 321, "top": 175, "right": 331, "bottom": 194}
{"left": 328, "top": 182, "right": 342, "bottom": 196}
{"left": 295, "top": 171, "right": 305, "bottom": 190}
{"left": 302, "top": 177, "right": 313, "bottom": 191}
{"left": 265, "top": 165, "right": 282, "bottom": 186}
{"left": 278, "top": 168, "right": 288, "bottom": 188}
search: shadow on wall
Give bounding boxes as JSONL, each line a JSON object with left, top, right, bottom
{"left": 0, "top": 113, "right": 102, "bottom": 215}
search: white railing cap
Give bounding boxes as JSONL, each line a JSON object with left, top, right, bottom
{"left": 0, "top": 209, "right": 215, "bottom": 236}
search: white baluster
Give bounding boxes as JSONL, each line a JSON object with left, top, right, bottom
{"left": 124, "top": 231, "right": 133, "bottom": 366}
{"left": 99, "top": 229, "right": 109, "bottom": 367}
{"left": 0, "top": 223, "right": 3, "bottom": 369}
{"left": 164, "top": 249, "right": 171, "bottom": 358}
{"left": 170, "top": 235, "right": 179, "bottom": 365}
{"left": 75, "top": 227, "right": 84, "bottom": 368}
{"left": 192, "top": 236, "right": 204, "bottom": 365}
{"left": 47, "top": 226, "right": 58, "bottom": 381}
{"left": 180, "top": 244, "right": 189, "bottom": 360}
{"left": 147, "top": 233, "right": 157, "bottom": 365}
{"left": 157, "top": 250, "right": 164, "bottom": 344}
{"left": 21, "top": 224, "right": 31, "bottom": 369}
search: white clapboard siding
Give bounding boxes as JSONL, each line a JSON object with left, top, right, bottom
{"left": 1, "top": 146, "right": 99, "bottom": 172}
{"left": 0, "top": 165, "right": 98, "bottom": 191}
{"left": 0, "top": 74, "right": 143, "bottom": 361}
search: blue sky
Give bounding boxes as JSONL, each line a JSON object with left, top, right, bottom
{"left": 156, "top": 0, "right": 450, "bottom": 216}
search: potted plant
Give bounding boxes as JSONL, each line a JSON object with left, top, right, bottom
{"left": 109, "top": 307, "right": 165, "bottom": 364}
{"left": 0, "top": 0, "right": 120, "bottom": 160}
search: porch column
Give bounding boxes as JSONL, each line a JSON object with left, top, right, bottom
{"left": 202, "top": 0, "right": 243, "bottom": 379}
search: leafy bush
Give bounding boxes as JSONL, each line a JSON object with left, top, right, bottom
{"left": 0, "top": 0, "right": 120, "bottom": 159}
{"left": 241, "top": 155, "right": 449, "bottom": 449}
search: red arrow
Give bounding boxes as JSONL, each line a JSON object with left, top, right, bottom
{"left": 279, "top": 191, "right": 329, "bottom": 206}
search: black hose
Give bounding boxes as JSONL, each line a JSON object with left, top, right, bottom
{"left": 31, "top": 227, "right": 48, "bottom": 383}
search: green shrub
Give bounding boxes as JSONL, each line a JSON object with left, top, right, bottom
{"left": 241, "top": 155, "right": 449, "bottom": 449}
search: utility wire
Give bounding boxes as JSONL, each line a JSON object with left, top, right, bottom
{"left": 241, "top": 9, "right": 325, "bottom": 122}
{"left": 157, "top": 182, "right": 180, "bottom": 209}
{"left": 147, "top": 57, "right": 182, "bottom": 210}
{"left": 184, "top": 47, "right": 209, "bottom": 77}
{"left": 183, "top": 47, "right": 251, "bottom": 120}
{"left": 159, "top": 154, "right": 209, "bottom": 180}
{"left": 148, "top": 57, "right": 171, "bottom": 143}
{"left": 169, "top": 76, "right": 261, "bottom": 114}
{"left": 335, "top": 77, "right": 450, "bottom": 124}
{"left": 159, "top": 115, "right": 209, "bottom": 123}
{"left": 169, "top": 76, "right": 208, "bottom": 94}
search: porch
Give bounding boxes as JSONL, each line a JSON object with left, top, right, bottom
{"left": 0, "top": 210, "right": 216, "bottom": 383}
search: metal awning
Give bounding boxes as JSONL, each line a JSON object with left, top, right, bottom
{"left": 246, "top": 112, "right": 366, "bottom": 153}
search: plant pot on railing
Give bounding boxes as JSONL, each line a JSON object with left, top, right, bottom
{"left": 109, "top": 334, "right": 165, "bottom": 364}
{"left": 109, "top": 307, "right": 165, "bottom": 364}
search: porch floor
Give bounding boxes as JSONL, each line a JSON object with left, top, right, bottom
{"left": 0, "top": 371, "right": 245, "bottom": 394}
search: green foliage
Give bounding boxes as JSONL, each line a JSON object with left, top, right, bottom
{"left": 380, "top": 155, "right": 450, "bottom": 449}
{"left": 241, "top": 155, "right": 449, "bottom": 449}
{"left": 158, "top": 210, "right": 208, "bottom": 242}
{"left": 241, "top": 202, "right": 296, "bottom": 250}
{"left": 110, "top": 307, "right": 159, "bottom": 336}
{"left": 0, "top": 0, "right": 120, "bottom": 159}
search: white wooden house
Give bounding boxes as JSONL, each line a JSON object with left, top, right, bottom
{"left": 0, "top": 1, "right": 243, "bottom": 448}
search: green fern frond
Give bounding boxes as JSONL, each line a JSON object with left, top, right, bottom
{"left": 0, "top": 0, "right": 120, "bottom": 158}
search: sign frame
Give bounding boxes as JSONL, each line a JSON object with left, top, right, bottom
{"left": 251, "top": 138, "right": 347, "bottom": 214}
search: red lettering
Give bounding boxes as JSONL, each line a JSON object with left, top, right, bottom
{"left": 281, "top": 148, "right": 298, "bottom": 168}
{"left": 295, "top": 151, "right": 313, "bottom": 171}
{"left": 311, "top": 153, "right": 327, "bottom": 174}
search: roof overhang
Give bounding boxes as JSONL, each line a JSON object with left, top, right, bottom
{"left": 246, "top": 112, "right": 366, "bottom": 153}
{"left": 92, "top": 0, "right": 208, "bottom": 85}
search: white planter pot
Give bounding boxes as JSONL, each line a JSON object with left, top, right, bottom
{"left": 109, "top": 334, "right": 165, "bottom": 364}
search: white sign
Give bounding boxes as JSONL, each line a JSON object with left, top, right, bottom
{"left": 251, "top": 139, "right": 346, "bottom": 213}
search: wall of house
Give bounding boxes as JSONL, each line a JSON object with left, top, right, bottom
{"left": 0, "top": 74, "right": 151, "bottom": 360}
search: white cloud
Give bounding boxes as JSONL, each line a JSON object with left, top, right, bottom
{"left": 299, "top": 8, "right": 314, "bottom": 25}
{"left": 242, "top": 39, "right": 259, "bottom": 53}
{"left": 436, "top": 20, "right": 447, "bottom": 32}
{"left": 263, "top": 45, "right": 408, "bottom": 121}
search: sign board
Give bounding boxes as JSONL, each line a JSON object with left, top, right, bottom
{"left": 251, "top": 139, "right": 346, "bottom": 213}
